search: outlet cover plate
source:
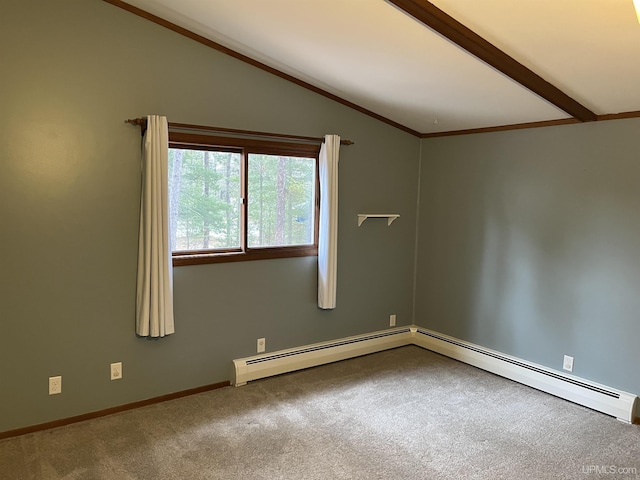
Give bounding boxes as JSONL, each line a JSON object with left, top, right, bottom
{"left": 49, "top": 376, "right": 62, "bottom": 395}
{"left": 390, "top": 314, "right": 397, "bottom": 327}
{"left": 563, "top": 355, "right": 574, "bottom": 372}
{"left": 257, "top": 338, "right": 266, "bottom": 353}
{"left": 110, "top": 362, "right": 122, "bottom": 380}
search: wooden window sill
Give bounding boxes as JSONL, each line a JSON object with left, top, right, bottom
{"left": 173, "top": 246, "right": 318, "bottom": 266}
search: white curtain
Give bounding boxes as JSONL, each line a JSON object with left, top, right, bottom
{"left": 136, "top": 115, "right": 175, "bottom": 337}
{"left": 318, "top": 134, "right": 340, "bottom": 309}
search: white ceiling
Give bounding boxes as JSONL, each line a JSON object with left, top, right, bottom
{"left": 119, "top": 0, "right": 640, "bottom": 135}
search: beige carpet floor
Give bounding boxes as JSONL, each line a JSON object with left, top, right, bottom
{"left": 2, "top": 345, "right": 639, "bottom": 479}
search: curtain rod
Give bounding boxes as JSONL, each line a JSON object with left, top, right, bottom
{"left": 125, "top": 118, "right": 354, "bottom": 145}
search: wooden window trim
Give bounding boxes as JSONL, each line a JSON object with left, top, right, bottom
{"left": 170, "top": 133, "right": 320, "bottom": 156}
{"left": 173, "top": 245, "right": 318, "bottom": 266}
{"left": 169, "top": 133, "right": 320, "bottom": 266}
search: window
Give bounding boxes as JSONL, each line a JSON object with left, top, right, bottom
{"left": 168, "top": 133, "right": 319, "bottom": 265}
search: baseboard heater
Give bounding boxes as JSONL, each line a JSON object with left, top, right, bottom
{"left": 233, "top": 327, "right": 413, "bottom": 387}
{"left": 233, "top": 325, "right": 637, "bottom": 424}
{"left": 412, "top": 327, "right": 637, "bottom": 424}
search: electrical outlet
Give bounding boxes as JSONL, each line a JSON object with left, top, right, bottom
{"left": 563, "top": 355, "right": 574, "bottom": 372}
{"left": 389, "top": 314, "right": 397, "bottom": 327}
{"left": 49, "top": 376, "right": 62, "bottom": 395}
{"left": 257, "top": 338, "right": 266, "bottom": 353}
{"left": 110, "top": 362, "right": 122, "bottom": 380}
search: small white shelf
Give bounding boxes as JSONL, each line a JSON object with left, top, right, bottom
{"left": 357, "top": 214, "right": 400, "bottom": 227}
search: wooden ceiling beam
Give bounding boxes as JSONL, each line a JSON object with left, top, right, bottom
{"left": 387, "top": 0, "right": 598, "bottom": 122}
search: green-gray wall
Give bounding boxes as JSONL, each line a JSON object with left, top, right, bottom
{"left": 0, "top": 0, "right": 419, "bottom": 432}
{"left": 416, "top": 120, "right": 640, "bottom": 395}
{"left": 3, "top": 0, "right": 639, "bottom": 434}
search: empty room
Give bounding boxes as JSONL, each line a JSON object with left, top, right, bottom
{"left": 1, "top": 1, "right": 639, "bottom": 478}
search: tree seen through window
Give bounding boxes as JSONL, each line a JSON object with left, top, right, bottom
{"left": 169, "top": 147, "right": 316, "bottom": 254}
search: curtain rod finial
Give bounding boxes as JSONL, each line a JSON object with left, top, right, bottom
{"left": 126, "top": 118, "right": 146, "bottom": 127}
{"left": 126, "top": 118, "right": 147, "bottom": 136}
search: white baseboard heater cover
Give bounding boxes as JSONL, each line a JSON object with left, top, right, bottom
{"left": 412, "top": 327, "right": 638, "bottom": 424}
{"left": 232, "top": 325, "right": 637, "bottom": 423}
{"left": 233, "top": 327, "right": 413, "bottom": 387}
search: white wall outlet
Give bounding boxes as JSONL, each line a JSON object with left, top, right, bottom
{"left": 389, "top": 314, "right": 397, "bottom": 327}
{"left": 563, "top": 355, "right": 574, "bottom": 372}
{"left": 110, "top": 362, "right": 123, "bottom": 380}
{"left": 49, "top": 376, "right": 62, "bottom": 395}
{"left": 257, "top": 338, "right": 266, "bottom": 353}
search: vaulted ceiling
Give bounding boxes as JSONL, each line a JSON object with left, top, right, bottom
{"left": 107, "top": 0, "right": 640, "bottom": 137}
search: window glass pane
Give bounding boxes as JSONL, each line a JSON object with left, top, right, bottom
{"left": 247, "top": 154, "right": 316, "bottom": 248}
{"left": 169, "top": 148, "right": 241, "bottom": 251}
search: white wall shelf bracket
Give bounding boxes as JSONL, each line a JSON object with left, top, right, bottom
{"left": 357, "top": 214, "right": 400, "bottom": 227}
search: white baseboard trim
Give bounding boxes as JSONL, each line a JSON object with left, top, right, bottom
{"left": 232, "top": 325, "right": 638, "bottom": 424}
